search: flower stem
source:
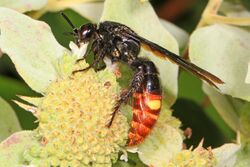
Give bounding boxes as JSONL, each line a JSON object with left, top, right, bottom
{"left": 197, "top": 0, "right": 223, "bottom": 28}
{"left": 203, "top": 14, "right": 250, "bottom": 26}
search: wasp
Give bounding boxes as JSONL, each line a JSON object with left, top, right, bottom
{"left": 61, "top": 13, "right": 224, "bottom": 146}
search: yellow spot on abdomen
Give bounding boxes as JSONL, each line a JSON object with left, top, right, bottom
{"left": 147, "top": 100, "right": 161, "bottom": 110}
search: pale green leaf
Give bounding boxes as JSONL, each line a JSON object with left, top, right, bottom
{"left": 12, "top": 100, "right": 38, "bottom": 118}
{"left": 0, "top": 131, "right": 37, "bottom": 166}
{"left": 160, "top": 19, "right": 189, "bottom": 49}
{"left": 17, "top": 96, "right": 42, "bottom": 107}
{"left": 70, "top": 2, "right": 104, "bottom": 22}
{"left": 238, "top": 102, "right": 250, "bottom": 139}
{"left": 0, "top": 47, "right": 3, "bottom": 58}
{"left": 55, "top": 52, "right": 78, "bottom": 78}
{"left": 126, "top": 108, "right": 182, "bottom": 166}
{"left": 42, "top": 0, "right": 102, "bottom": 12}
{"left": 190, "top": 24, "right": 250, "bottom": 101}
{"left": 0, "top": 97, "right": 21, "bottom": 142}
{"left": 28, "top": 0, "right": 103, "bottom": 19}
{"left": 245, "top": 61, "right": 250, "bottom": 83}
{"left": 220, "top": 1, "right": 250, "bottom": 18}
{"left": 203, "top": 84, "right": 241, "bottom": 132}
{"left": 213, "top": 143, "right": 241, "bottom": 167}
{"left": 101, "top": 0, "right": 179, "bottom": 106}
{"left": 235, "top": 143, "right": 250, "bottom": 167}
{"left": 0, "top": 7, "right": 69, "bottom": 93}
{"left": 0, "top": 0, "right": 47, "bottom": 13}
{"left": 138, "top": 123, "right": 183, "bottom": 167}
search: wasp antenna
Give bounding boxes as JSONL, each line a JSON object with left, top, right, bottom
{"left": 61, "top": 12, "right": 76, "bottom": 30}
{"left": 63, "top": 31, "right": 76, "bottom": 36}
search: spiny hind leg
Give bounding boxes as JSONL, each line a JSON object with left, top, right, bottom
{"left": 107, "top": 66, "right": 145, "bottom": 127}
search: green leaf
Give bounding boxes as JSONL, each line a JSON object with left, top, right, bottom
{"left": 0, "top": 7, "right": 69, "bottom": 93}
{"left": 213, "top": 143, "right": 240, "bottom": 167}
{"left": 178, "top": 71, "right": 205, "bottom": 103}
{"left": 0, "top": 75, "right": 35, "bottom": 100}
{"left": 101, "top": 0, "right": 179, "bottom": 107}
{"left": 203, "top": 84, "right": 241, "bottom": 132}
{"left": 190, "top": 24, "right": 250, "bottom": 101}
{"left": 241, "top": 0, "right": 250, "bottom": 11}
{"left": 0, "top": 131, "right": 37, "bottom": 166}
{"left": 0, "top": 0, "right": 46, "bottom": 13}
{"left": 0, "top": 97, "right": 21, "bottom": 142}
{"left": 114, "top": 153, "right": 147, "bottom": 167}
{"left": 0, "top": 75, "right": 38, "bottom": 130}
{"left": 178, "top": 71, "right": 235, "bottom": 141}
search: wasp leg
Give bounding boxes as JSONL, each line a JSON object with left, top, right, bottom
{"left": 75, "top": 47, "right": 91, "bottom": 64}
{"left": 107, "top": 66, "right": 144, "bottom": 127}
{"left": 75, "top": 57, "right": 87, "bottom": 64}
{"left": 96, "top": 64, "right": 106, "bottom": 71}
{"left": 72, "top": 45, "right": 107, "bottom": 75}
{"left": 75, "top": 49, "right": 90, "bottom": 63}
{"left": 75, "top": 39, "right": 99, "bottom": 64}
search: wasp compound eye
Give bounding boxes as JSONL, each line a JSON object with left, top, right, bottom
{"left": 78, "top": 24, "right": 96, "bottom": 43}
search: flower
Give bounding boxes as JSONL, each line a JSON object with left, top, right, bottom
{"left": 22, "top": 59, "right": 129, "bottom": 166}
{"left": 167, "top": 141, "right": 216, "bottom": 167}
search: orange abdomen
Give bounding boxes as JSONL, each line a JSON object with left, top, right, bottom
{"left": 128, "top": 91, "right": 162, "bottom": 146}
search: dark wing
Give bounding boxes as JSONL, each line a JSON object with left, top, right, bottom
{"left": 124, "top": 32, "right": 224, "bottom": 88}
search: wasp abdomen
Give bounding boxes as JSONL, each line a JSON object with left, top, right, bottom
{"left": 128, "top": 62, "right": 162, "bottom": 146}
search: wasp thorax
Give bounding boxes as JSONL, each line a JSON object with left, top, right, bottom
{"left": 23, "top": 61, "right": 129, "bottom": 167}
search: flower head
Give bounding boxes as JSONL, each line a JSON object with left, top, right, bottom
{"left": 22, "top": 60, "right": 129, "bottom": 166}
{"left": 168, "top": 144, "right": 216, "bottom": 167}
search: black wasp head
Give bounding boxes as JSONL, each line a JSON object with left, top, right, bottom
{"left": 61, "top": 12, "right": 97, "bottom": 47}
{"left": 76, "top": 24, "right": 97, "bottom": 46}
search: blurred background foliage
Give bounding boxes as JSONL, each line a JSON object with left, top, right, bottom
{"left": 0, "top": 0, "right": 236, "bottom": 148}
